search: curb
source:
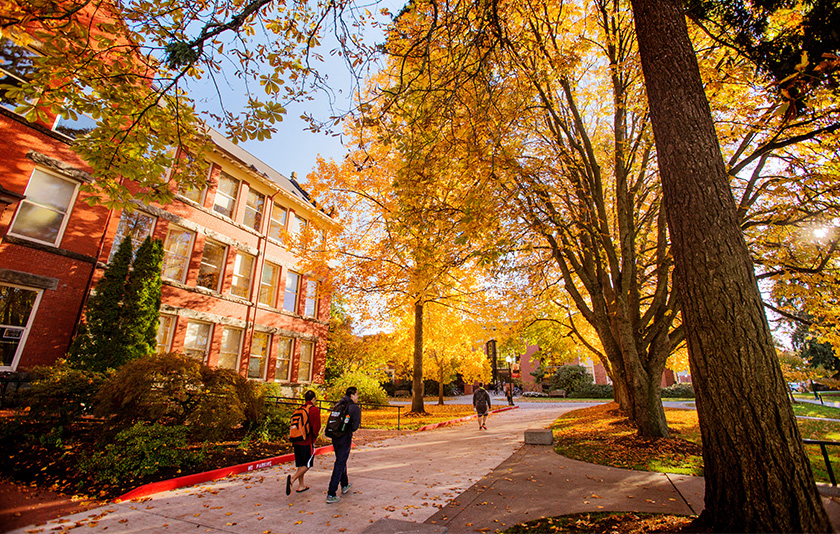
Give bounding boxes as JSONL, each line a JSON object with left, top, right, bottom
{"left": 113, "top": 444, "right": 336, "bottom": 503}
{"left": 113, "top": 406, "right": 520, "bottom": 503}
{"left": 416, "top": 405, "right": 518, "bottom": 431}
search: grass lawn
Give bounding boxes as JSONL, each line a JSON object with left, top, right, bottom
{"left": 791, "top": 401, "right": 840, "bottom": 419}
{"left": 552, "top": 402, "right": 840, "bottom": 483}
{"left": 361, "top": 403, "right": 477, "bottom": 430}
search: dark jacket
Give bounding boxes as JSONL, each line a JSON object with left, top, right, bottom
{"left": 332, "top": 395, "right": 362, "bottom": 441}
{"left": 473, "top": 387, "right": 491, "bottom": 410}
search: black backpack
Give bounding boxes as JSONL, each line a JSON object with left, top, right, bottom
{"left": 324, "top": 399, "right": 350, "bottom": 438}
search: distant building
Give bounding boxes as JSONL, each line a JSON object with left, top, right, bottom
{"left": 518, "top": 344, "right": 688, "bottom": 391}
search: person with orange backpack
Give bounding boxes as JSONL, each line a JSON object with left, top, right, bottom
{"left": 286, "top": 390, "right": 321, "bottom": 495}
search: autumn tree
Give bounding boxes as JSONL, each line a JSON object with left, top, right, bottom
{"left": 2, "top": 0, "right": 377, "bottom": 207}
{"left": 308, "top": 108, "right": 503, "bottom": 413}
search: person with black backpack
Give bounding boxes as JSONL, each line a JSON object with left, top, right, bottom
{"left": 286, "top": 390, "right": 321, "bottom": 495}
{"left": 325, "top": 386, "right": 361, "bottom": 504}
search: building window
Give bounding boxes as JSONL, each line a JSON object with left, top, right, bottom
{"left": 292, "top": 214, "right": 307, "bottom": 247}
{"left": 213, "top": 172, "right": 239, "bottom": 219}
{"left": 0, "top": 284, "right": 41, "bottom": 370}
{"left": 274, "top": 336, "right": 292, "bottom": 382}
{"left": 231, "top": 252, "right": 254, "bottom": 299}
{"left": 9, "top": 168, "right": 78, "bottom": 246}
{"left": 283, "top": 270, "right": 299, "bottom": 313}
{"left": 219, "top": 327, "right": 242, "bottom": 370}
{"left": 258, "top": 262, "right": 279, "bottom": 307}
{"left": 178, "top": 166, "right": 209, "bottom": 204}
{"left": 248, "top": 332, "right": 270, "bottom": 380}
{"left": 156, "top": 314, "right": 176, "bottom": 354}
{"left": 184, "top": 321, "right": 212, "bottom": 361}
{"left": 268, "top": 203, "right": 287, "bottom": 241}
{"left": 196, "top": 239, "right": 226, "bottom": 292}
{"left": 108, "top": 210, "right": 156, "bottom": 262}
{"left": 304, "top": 279, "right": 318, "bottom": 318}
{"left": 53, "top": 112, "right": 96, "bottom": 139}
{"left": 0, "top": 40, "right": 36, "bottom": 112}
{"left": 299, "top": 340, "right": 314, "bottom": 382}
{"left": 243, "top": 189, "right": 265, "bottom": 231}
{"left": 162, "top": 227, "right": 194, "bottom": 282}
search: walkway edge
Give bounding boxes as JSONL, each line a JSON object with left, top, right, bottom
{"left": 112, "top": 407, "right": 520, "bottom": 503}
{"left": 113, "top": 444, "right": 336, "bottom": 503}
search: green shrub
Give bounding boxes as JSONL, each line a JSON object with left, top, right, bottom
{"left": 248, "top": 402, "right": 294, "bottom": 442}
{"left": 327, "top": 370, "right": 388, "bottom": 406}
{"left": 661, "top": 382, "right": 695, "bottom": 398}
{"left": 572, "top": 383, "right": 615, "bottom": 399}
{"left": 95, "top": 352, "right": 264, "bottom": 441}
{"left": 79, "top": 422, "right": 203, "bottom": 485}
{"left": 23, "top": 360, "right": 107, "bottom": 426}
{"left": 549, "top": 365, "right": 594, "bottom": 395}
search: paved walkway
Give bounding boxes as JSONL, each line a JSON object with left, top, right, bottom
{"left": 10, "top": 399, "right": 840, "bottom": 534}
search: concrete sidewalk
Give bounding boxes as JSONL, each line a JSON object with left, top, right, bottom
{"left": 11, "top": 401, "right": 840, "bottom": 534}
{"left": 9, "top": 403, "right": 571, "bottom": 534}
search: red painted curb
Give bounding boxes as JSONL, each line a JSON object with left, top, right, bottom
{"left": 113, "top": 444, "right": 335, "bottom": 503}
{"left": 416, "top": 405, "right": 519, "bottom": 431}
{"left": 114, "top": 405, "right": 520, "bottom": 502}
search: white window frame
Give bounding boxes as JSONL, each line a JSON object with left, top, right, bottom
{"left": 231, "top": 252, "right": 255, "bottom": 299}
{"left": 248, "top": 331, "right": 271, "bottom": 380}
{"left": 196, "top": 239, "right": 227, "bottom": 292}
{"left": 0, "top": 283, "right": 43, "bottom": 371}
{"left": 161, "top": 226, "right": 195, "bottom": 283}
{"left": 243, "top": 188, "right": 266, "bottom": 232}
{"left": 8, "top": 168, "right": 79, "bottom": 247}
{"left": 219, "top": 326, "right": 244, "bottom": 371}
{"left": 274, "top": 336, "right": 293, "bottom": 383}
{"left": 213, "top": 171, "right": 240, "bottom": 219}
{"left": 298, "top": 340, "right": 315, "bottom": 383}
{"left": 108, "top": 210, "right": 156, "bottom": 262}
{"left": 268, "top": 203, "right": 287, "bottom": 242}
{"left": 283, "top": 270, "right": 300, "bottom": 313}
{"left": 184, "top": 321, "right": 213, "bottom": 362}
{"left": 304, "top": 279, "right": 318, "bottom": 318}
{"left": 178, "top": 164, "right": 211, "bottom": 205}
{"left": 156, "top": 314, "right": 176, "bottom": 354}
{"left": 258, "top": 261, "right": 280, "bottom": 307}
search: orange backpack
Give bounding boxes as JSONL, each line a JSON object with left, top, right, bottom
{"left": 289, "top": 404, "right": 310, "bottom": 443}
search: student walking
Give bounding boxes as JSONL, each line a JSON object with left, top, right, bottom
{"left": 473, "top": 382, "right": 491, "bottom": 430}
{"left": 325, "top": 386, "right": 362, "bottom": 503}
{"left": 286, "top": 390, "right": 321, "bottom": 495}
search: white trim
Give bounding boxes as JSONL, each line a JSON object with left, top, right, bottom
{"left": 0, "top": 283, "right": 44, "bottom": 372}
{"left": 219, "top": 325, "right": 244, "bottom": 371}
{"left": 162, "top": 225, "right": 195, "bottom": 283}
{"left": 183, "top": 320, "right": 213, "bottom": 363}
{"left": 8, "top": 167, "right": 80, "bottom": 247}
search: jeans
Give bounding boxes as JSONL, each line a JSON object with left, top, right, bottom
{"left": 328, "top": 435, "right": 352, "bottom": 496}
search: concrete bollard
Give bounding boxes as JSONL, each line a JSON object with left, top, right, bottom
{"left": 524, "top": 428, "right": 554, "bottom": 445}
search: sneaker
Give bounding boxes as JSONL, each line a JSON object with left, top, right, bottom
{"left": 342, "top": 483, "right": 353, "bottom": 494}
{"left": 326, "top": 495, "right": 340, "bottom": 504}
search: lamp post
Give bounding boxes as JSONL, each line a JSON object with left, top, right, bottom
{"left": 505, "top": 356, "right": 514, "bottom": 406}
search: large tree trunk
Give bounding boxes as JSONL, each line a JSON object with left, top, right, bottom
{"left": 411, "top": 300, "right": 425, "bottom": 414}
{"left": 630, "top": 0, "right": 830, "bottom": 530}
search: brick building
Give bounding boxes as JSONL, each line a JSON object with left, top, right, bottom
{"left": 0, "top": 39, "right": 334, "bottom": 387}
{"left": 518, "top": 344, "right": 689, "bottom": 392}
